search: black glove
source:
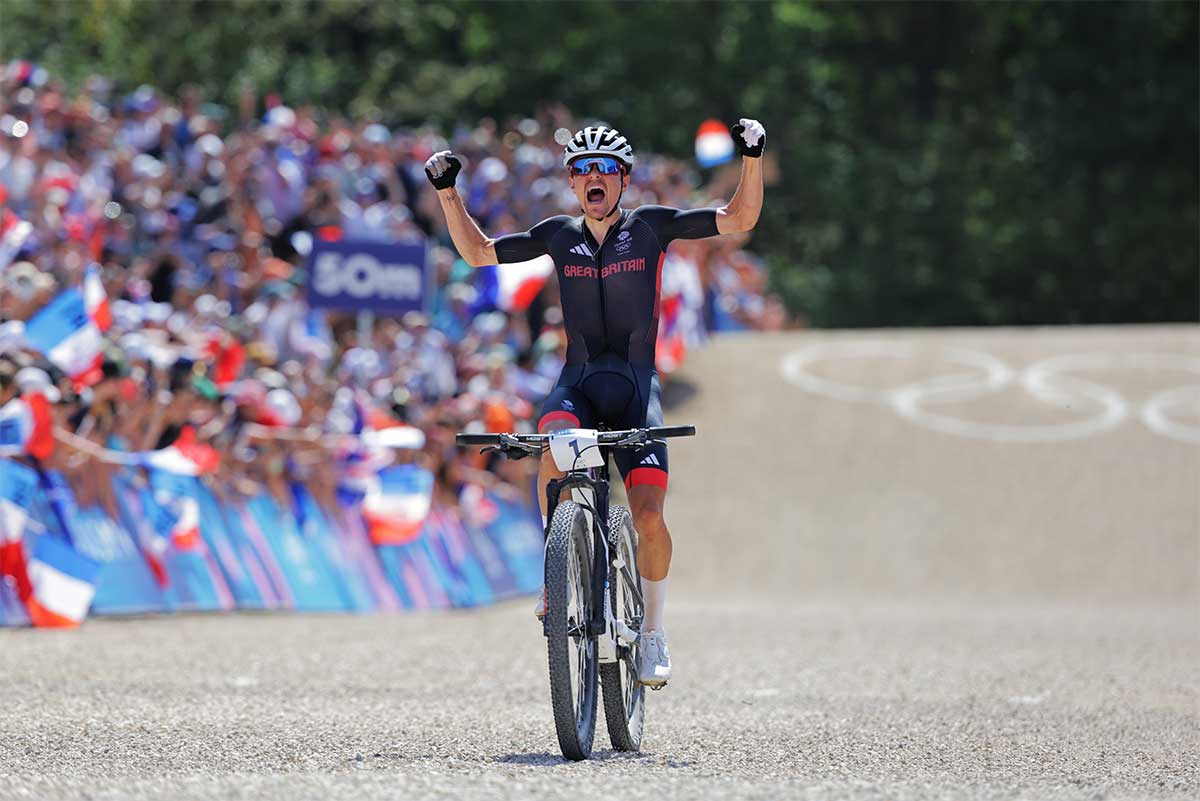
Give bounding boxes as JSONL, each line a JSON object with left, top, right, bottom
{"left": 424, "top": 150, "right": 462, "bottom": 190}
{"left": 731, "top": 118, "right": 766, "bottom": 158}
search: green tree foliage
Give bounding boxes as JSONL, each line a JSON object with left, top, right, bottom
{"left": 2, "top": 0, "right": 1195, "bottom": 325}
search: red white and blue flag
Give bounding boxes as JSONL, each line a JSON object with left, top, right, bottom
{"left": 25, "top": 535, "right": 101, "bottom": 628}
{"left": 0, "top": 497, "right": 33, "bottom": 602}
{"left": 168, "top": 495, "right": 202, "bottom": 550}
{"left": 83, "top": 263, "right": 112, "bottom": 332}
{"left": 0, "top": 392, "right": 55, "bottom": 460}
{"left": 0, "top": 462, "right": 38, "bottom": 604}
{"left": 477, "top": 255, "right": 555, "bottom": 312}
{"left": 23, "top": 288, "right": 105, "bottom": 389}
{"left": 137, "top": 427, "right": 220, "bottom": 476}
{"left": 0, "top": 209, "right": 33, "bottom": 272}
{"left": 362, "top": 465, "right": 434, "bottom": 545}
{"left": 695, "top": 119, "right": 735, "bottom": 168}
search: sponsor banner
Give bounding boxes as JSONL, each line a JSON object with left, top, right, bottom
{"left": 192, "top": 481, "right": 292, "bottom": 610}
{"left": 479, "top": 491, "right": 545, "bottom": 595}
{"left": 428, "top": 505, "right": 494, "bottom": 608}
{"left": 69, "top": 503, "right": 167, "bottom": 617}
{"left": 243, "top": 494, "right": 353, "bottom": 612}
{"left": 290, "top": 483, "right": 377, "bottom": 613}
{"left": 328, "top": 503, "right": 402, "bottom": 613}
{"left": 203, "top": 485, "right": 290, "bottom": 609}
{"left": 2, "top": 456, "right": 542, "bottom": 626}
{"left": 306, "top": 239, "right": 427, "bottom": 313}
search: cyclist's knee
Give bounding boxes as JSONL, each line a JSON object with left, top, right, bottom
{"left": 633, "top": 505, "right": 664, "bottom": 534}
{"left": 629, "top": 487, "right": 666, "bottom": 535}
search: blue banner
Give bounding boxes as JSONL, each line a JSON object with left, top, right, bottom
{"left": 306, "top": 239, "right": 427, "bottom": 313}
{"left": 2, "top": 454, "right": 542, "bottom": 627}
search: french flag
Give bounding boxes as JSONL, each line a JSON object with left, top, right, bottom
{"left": 25, "top": 535, "right": 101, "bottom": 628}
{"left": 476, "top": 255, "right": 555, "bottom": 312}
{"left": 655, "top": 294, "right": 687, "bottom": 374}
{"left": 23, "top": 288, "right": 105, "bottom": 389}
{"left": 205, "top": 333, "right": 245, "bottom": 389}
{"left": 169, "top": 496, "right": 202, "bottom": 550}
{"left": 0, "top": 496, "right": 33, "bottom": 602}
{"left": 141, "top": 530, "right": 169, "bottom": 588}
{"left": 0, "top": 392, "right": 55, "bottom": 460}
{"left": 0, "top": 209, "right": 33, "bottom": 272}
{"left": 138, "top": 427, "right": 220, "bottom": 476}
{"left": 362, "top": 465, "right": 434, "bottom": 545}
{"left": 695, "top": 119, "right": 735, "bottom": 168}
{"left": 83, "top": 264, "right": 112, "bottom": 332}
{"left": 0, "top": 461, "right": 38, "bottom": 601}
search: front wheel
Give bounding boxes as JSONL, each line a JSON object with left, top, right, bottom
{"left": 544, "top": 500, "right": 598, "bottom": 760}
{"left": 601, "top": 504, "right": 645, "bottom": 751}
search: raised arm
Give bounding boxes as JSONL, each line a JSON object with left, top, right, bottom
{"left": 716, "top": 119, "right": 766, "bottom": 235}
{"left": 425, "top": 151, "right": 498, "bottom": 267}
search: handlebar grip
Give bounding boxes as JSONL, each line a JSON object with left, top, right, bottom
{"left": 647, "top": 425, "right": 696, "bottom": 438}
{"left": 456, "top": 434, "right": 501, "bottom": 446}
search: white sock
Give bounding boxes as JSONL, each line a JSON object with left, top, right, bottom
{"left": 640, "top": 576, "right": 668, "bottom": 633}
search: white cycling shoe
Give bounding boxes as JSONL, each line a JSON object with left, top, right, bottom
{"left": 637, "top": 630, "right": 672, "bottom": 688}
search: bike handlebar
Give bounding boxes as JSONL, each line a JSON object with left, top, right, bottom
{"left": 456, "top": 425, "right": 696, "bottom": 449}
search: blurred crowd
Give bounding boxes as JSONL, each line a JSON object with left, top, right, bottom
{"left": 0, "top": 62, "right": 786, "bottom": 517}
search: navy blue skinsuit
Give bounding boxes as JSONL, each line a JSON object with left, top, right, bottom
{"left": 494, "top": 206, "right": 718, "bottom": 489}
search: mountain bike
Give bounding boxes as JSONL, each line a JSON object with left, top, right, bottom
{"left": 456, "top": 425, "right": 695, "bottom": 761}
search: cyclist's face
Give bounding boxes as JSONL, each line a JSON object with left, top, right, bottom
{"left": 568, "top": 158, "right": 629, "bottom": 219}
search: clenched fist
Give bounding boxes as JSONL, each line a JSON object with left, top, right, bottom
{"left": 424, "top": 150, "right": 462, "bottom": 190}
{"left": 730, "top": 118, "right": 766, "bottom": 158}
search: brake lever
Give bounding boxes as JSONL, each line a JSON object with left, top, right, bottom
{"left": 481, "top": 441, "right": 535, "bottom": 460}
{"left": 614, "top": 431, "right": 650, "bottom": 449}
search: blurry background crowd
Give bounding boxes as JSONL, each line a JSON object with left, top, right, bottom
{"left": 0, "top": 62, "right": 784, "bottom": 517}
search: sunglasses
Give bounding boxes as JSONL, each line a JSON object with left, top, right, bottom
{"left": 569, "top": 156, "right": 624, "bottom": 176}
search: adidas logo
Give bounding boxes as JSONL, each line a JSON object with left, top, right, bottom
{"left": 569, "top": 243, "right": 593, "bottom": 257}
{"left": 639, "top": 453, "right": 661, "bottom": 466}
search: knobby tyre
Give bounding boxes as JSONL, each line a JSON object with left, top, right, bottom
{"left": 601, "top": 504, "right": 645, "bottom": 751}
{"left": 544, "top": 499, "right": 598, "bottom": 760}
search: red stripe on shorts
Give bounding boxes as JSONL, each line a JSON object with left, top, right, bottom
{"left": 625, "top": 467, "right": 668, "bottom": 491}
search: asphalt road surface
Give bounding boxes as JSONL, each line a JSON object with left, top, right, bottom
{"left": 2, "top": 325, "right": 1197, "bottom": 801}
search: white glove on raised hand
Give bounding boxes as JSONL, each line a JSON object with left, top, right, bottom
{"left": 731, "top": 118, "right": 766, "bottom": 157}
{"left": 424, "top": 150, "right": 462, "bottom": 190}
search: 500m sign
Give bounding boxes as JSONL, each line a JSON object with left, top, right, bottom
{"left": 306, "top": 239, "right": 428, "bottom": 313}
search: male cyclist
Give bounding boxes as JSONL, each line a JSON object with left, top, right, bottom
{"left": 426, "top": 119, "right": 765, "bottom": 687}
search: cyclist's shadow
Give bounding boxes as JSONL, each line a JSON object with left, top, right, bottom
{"left": 494, "top": 751, "right": 693, "bottom": 767}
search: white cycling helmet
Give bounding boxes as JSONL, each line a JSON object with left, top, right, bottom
{"left": 561, "top": 125, "right": 636, "bottom": 168}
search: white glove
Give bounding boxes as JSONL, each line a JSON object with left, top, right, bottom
{"left": 733, "top": 118, "right": 766, "bottom": 157}
{"left": 424, "top": 150, "right": 462, "bottom": 189}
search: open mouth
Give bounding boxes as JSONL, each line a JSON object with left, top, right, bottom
{"left": 586, "top": 185, "right": 606, "bottom": 204}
